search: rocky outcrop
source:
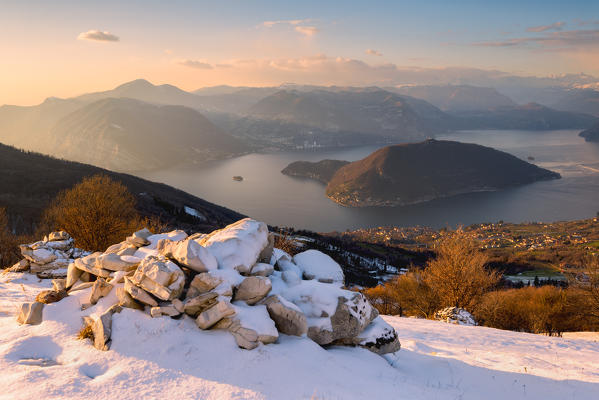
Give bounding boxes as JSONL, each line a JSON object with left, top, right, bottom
{"left": 14, "top": 231, "right": 89, "bottom": 278}
{"left": 11, "top": 218, "right": 400, "bottom": 357}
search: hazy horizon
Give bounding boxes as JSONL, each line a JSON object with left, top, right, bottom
{"left": 2, "top": 0, "right": 599, "bottom": 106}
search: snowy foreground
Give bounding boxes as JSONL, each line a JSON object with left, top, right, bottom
{"left": 1, "top": 274, "right": 598, "bottom": 399}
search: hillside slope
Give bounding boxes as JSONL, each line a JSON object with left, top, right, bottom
{"left": 281, "top": 159, "right": 350, "bottom": 183}
{"left": 0, "top": 143, "right": 244, "bottom": 234}
{"left": 46, "top": 98, "right": 247, "bottom": 171}
{"left": 393, "top": 84, "right": 517, "bottom": 112}
{"left": 326, "top": 139, "right": 560, "bottom": 207}
{"left": 0, "top": 273, "right": 597, "bottom": 400}
{"left": 579, "top": 121, "right": 599, "bottom": 142}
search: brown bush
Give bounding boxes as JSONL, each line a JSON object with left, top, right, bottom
{"left": 422, "top": 231, "right": 500, "bottom": 310}
{"left": 0, "top": 208, "right": 21, "bottom": 268}
{"left": 364, "top": 270, "right": 440, "bottom": 318}
{"left": 569, "top": 255, "right": 599, "bottom": 321}
{"left": 474, "top": 286, "right": 595, "bottom": 335}
{"left": 42, "top": 174, "right": 139, "bottom": 251}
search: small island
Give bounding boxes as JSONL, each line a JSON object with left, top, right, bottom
{"left": 281, "top": 139, "right": 561, "bottom": 207}
{"left": 232, "top": 176, "right": 243, "bottom": 181}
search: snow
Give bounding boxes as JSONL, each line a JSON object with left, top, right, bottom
{"left": 183, "top": 206, "right": 207, "bottom": 221}
{"left": 293, "top": 249, "right": 344, "bottom": 284}
{"left": 199, "top": 218, "right": 269, "bottom": 273}
{"left": 232, "top": 302, "right": 279, "bottom": 338}
{"left": 1, "top": 272, "right": 599, "bottom": 399}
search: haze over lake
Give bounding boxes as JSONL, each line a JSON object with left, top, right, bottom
{"left": 141, "top": 129, "right": 599, "bottom": 232}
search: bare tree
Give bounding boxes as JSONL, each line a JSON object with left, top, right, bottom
{"left": 423, "top": 231, "right": 500, "bottom": 311}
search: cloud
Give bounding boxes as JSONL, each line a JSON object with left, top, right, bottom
{"left": 178, "top": 59, "right": 213, "bottom": 69}
{"left": 262, "top": 19, "right": 310, "bottom": 28}
{"left": 473, "top": 29, "right": 599, "bottom": 50}
{"left": 77, "top": 30, "right": 119, "bottom": 42}
{"left": 365, "top": 49, "right": 383, "bottom": 56}
{"left": 294, "top": 26, "right": 319, "bottom": 36}
{"left": 261, "top": 19, "right": 318, "bottom": 36}
{"left": 526, "top": 22, "right": 565, "bottom": 32}
{"left": 174, "top": 53, "right": 599, "bottom": 90}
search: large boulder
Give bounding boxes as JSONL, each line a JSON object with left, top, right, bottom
{"left": 336, "top": 316, "right": 401, "bottom": 355}
{"left": 130, "top": 256, "right": 185, "bottom": 301}
{"left": 283, "top": 281, "right": 377, "bottom": 345}
{"left": 16, "top": 302, "right": 44, "bottom": 325}
{"left": 198, "top": 218, "right": 269, "bottom": 274}
{"left": 157, "top": 239, "right": 217, "bottom": 273}
{"left": 233, "top": 276, "right": 272, "bottom": 305}
{"left": 261, "top": 295, "right": 307, "bottom": 336}
{"left": 293, "top": 250, "right": 344, "bottom": 284}
{"left": 96, "top": 253, "right": 141, "bottom": 272}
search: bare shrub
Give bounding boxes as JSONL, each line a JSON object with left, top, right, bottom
{"left": 42, "top": 174, "right": 139, "bottom": 251}
{"left": 569, "top": 255, "right": 599, "bottom": 321}
{"left": 364, "top": 270, "right": 440, "bottom": 318}
{"left": 274, "top": 233, "right": 299, "bottom": 256}
{"left": 77, "top": 322, "right": 94, "bottom": 341}
{"left": 0, "top": 208, "right": 21, "bottom": 268}
{"left": 422, "top": 231, "right": 500, "bottom": 310}
{"left": 474, "top": 286, "right": 592, "bottom": 335}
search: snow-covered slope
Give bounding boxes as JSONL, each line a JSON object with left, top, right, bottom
{"left": 1, "top": 272, "right": 598, "bottom": 400}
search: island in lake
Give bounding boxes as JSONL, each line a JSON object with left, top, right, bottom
{"left": 282, "top": 139, "right": 561, "bottom": 207}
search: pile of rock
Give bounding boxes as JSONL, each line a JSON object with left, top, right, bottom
{"left": 434, "top": 307, "right": 477, "bottom": 326}
{"left": 14, "top": 218, "right": 401, "bottom": 356}
{"left": 8, "top": 231, "right": 89, "bottom": 279}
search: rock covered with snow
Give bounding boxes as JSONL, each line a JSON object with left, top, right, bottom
{"left": 10, "top": 218, "right": 400, "bottom": 357}
{"left": 198, "top": 218, "right": 269, "bottom": 273}
{"left": 293, "top": 249, "right": 345, "bottom": 284}
{"left": 434, "top": 307, "right": 477, "bottom": 326}
{"left": 10, "top": 231, "right": 90, "bottom": 278}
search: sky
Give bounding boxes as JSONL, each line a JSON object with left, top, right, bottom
{"left": 1, "top": 0, "right": 598, "bottom": 105}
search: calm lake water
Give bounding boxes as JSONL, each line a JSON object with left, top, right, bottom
{"left": 140, "top": 130, "right": 599, "bottom": 232}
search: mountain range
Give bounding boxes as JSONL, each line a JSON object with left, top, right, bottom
{"left": 0, "top": 79, "right": 597, "bottom": 173}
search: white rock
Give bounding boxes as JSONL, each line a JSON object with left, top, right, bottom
{"left": 261, "top": 294, "right": 307, "bottom": 336}
{"left": 198, "top": 218, "right": 269, "bottom": 274}
{"left": 195, "top": 298, "right": 236, "bottom": 329}
{"left": 233, "top": 276, "right": 272, "bottom": 305}
{"left": 157, "top": 238, "right": 217, "bottom": 273}
{"left": 250, "top": 263, "right": 274, "bottom": 277}
{"left": 293, "top": 250, "right": 344, "bottom": 284}
{"left": 16, "top": 302, "right": 44, "bottom": 325}
{"left": 131, "top": 256, "right": 185, "bottom": 301}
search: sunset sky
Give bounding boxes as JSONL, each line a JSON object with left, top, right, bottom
{"left": 2, "top": 0, "right": 598, "bottom": 105}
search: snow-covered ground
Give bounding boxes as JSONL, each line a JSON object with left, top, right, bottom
{"left": 1, "top": 272, "right": 598, "bottom": 400}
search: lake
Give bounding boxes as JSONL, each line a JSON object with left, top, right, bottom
{"left": 140, "top": 130, "right": 599, "bottom": 232}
